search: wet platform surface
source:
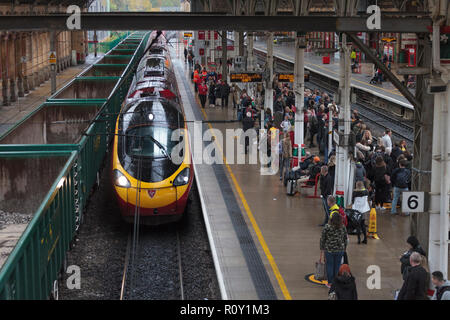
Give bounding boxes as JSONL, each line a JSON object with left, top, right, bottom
{"left": 173, "top": 45, "right": 412, "bottom": 299}
{"left": 251, "top": 39, "right": 414, "bottom": 109}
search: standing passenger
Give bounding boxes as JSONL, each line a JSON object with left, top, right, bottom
{"left": 320, "top": 213, "right": 347, "bottom": 289}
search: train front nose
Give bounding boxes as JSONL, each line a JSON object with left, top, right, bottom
{"left": 123, "top": 186, "right": 179, "bottom": 216}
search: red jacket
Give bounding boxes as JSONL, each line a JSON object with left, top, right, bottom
{"left": 198, "top": 84, "right": 208, "bottom": 95}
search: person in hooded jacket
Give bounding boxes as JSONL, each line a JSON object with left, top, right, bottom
{"left": 400, "top": 235, "right": 427, "bottom": 280}
{"left": 330, "top": 264, "right": 358, "bottom": 300}
{"left": 431, "top": 271, "right": 450, "bottom": 300}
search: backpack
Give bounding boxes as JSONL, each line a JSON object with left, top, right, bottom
{"left": 395, "top": 168, "right": 411, "bottom": 188}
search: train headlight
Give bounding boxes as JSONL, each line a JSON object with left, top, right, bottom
{"left": 173, "top": 167, "right": 190, "bottom": 186}
{"left": 114, "top": 169, "right": 131, "bottom": 188}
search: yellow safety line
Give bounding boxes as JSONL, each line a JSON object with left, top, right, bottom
{"left": 195, "top": 96, "right": 292, "bottom": 300}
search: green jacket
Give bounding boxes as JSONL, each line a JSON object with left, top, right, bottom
{"left": 320, "top": 224, "right": 347, "bottom": 253}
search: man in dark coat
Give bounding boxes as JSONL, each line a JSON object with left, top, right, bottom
{"left": 398, "top": 252, "right": 429, "bottom": 300}
{"left": 220, "top": 81, "right": 230, "bottom": 108}
{"left": 319, "top": 165, "right": 334, "bottom": 226}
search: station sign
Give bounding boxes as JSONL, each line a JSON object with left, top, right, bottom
{"left": 198, "top": 30, "right": 205, "bottom": 40}
{"left": 49, "top": 51, "right": 57, "bottom": 65}
{"left": 183, "top": 32, "right": 193, "bottom": 38}
{"left": 402, "top": 192, "right": 425, "bottom": 213}
{"left": 230, "top": 72, "right": 263, "bottom": 83}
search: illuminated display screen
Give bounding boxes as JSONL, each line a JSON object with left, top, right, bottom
{"left": 230, "top": 72, "right": 263, "bottom": 83}
{"left": 277, "top": 72, "right": 310, "bottom": 82}
{"left": 278, "top": 73, "right": 294, "bottom": 82}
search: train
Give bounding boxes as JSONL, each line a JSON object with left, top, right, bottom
{"left": 111, "top": 31, "right": 193, "bottom": 225}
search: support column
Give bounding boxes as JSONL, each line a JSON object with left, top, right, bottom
{"left": 233, "top": 31, "right": 239, "bottom": 63}
{"left": 428, "top": 24, "right": 449, "bottom": 278}
{"left": 335, "top": 33, "right": 352, "bottom": 207}
{"left": 1, "top": 34, "right": 9, "bottom": 106}
{"left": 22, "top": 34, "right": 29, "bottom": 94}
{"left": 8, "top": 34, "right": 17, "bottom": 103}
{"left": 32, "top": 32, "right": 39, "bottom": 86}
{"left": 294, "top": 32, "right": 305, "bottom": 149}
{"left": 247, "top": 32, "right": 254, "bottom": 71}
{"left": 411, "top": 33, "right": 434, "bottom": 254}
{"left": 50, "top": 31, "right": 56, "bottom": 94}
{"left": 238, "top": 31, "right": 244, "bottom": 56}
{"left": 264, "top": 32, "right": 274, "bottom": 113}
{"left": 221, "top": 30, "right": 228, "bottom": 81}
{"left": 209, "top": 31, "right": 215, "bottom": 63}
{"left": 16, "top": 33, "right": 24, "bottom": 97}
{"left": 43, "top": 33, "right": 50, "bottom": 81}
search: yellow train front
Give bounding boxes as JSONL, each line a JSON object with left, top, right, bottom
{"left": 111, "top": 95, "right": 193, "bottom": 225}
{"left": 111, "top": 38, "right": 193, "bottom": 225}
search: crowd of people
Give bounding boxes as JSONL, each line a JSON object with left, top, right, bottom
{"left": 186, "top": 51, "right": 449, "bottom": 301}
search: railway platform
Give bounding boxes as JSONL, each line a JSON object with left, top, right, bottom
{"left": 0, "top": 54, "right": 104, "bottom": 137}
{"left": 250, "top": 39, "right": 414, "bottom": 109}
{"left": 174, "top": 49, "right": 412, "bottom": 300}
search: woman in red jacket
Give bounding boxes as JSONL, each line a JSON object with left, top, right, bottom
{"left": 198, "top": 81, "right": 208, "bottom": 108}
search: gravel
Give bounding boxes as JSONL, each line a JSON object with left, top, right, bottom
{"left": 0, "top": 210, "right": 33, "bottom": 226}
{"left": 59, "top": 154, "right": 220, "bottom": 300}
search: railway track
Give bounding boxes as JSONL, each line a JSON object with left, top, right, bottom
{"left": 120, "top": 223, "right": 185, "bottom": 300}
{"left": 251, "top": 46, "right": 414, "bottom": 144}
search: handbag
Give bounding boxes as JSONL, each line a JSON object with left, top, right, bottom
{"left": 315, "top": 254, "right": 327, "bottom": 281}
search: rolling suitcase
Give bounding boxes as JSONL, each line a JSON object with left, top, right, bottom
{"left": 287, "top": 179, "right": 296, "bottom": 196}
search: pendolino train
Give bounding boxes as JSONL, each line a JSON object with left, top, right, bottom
{"left": 111, "top": 31, "right": 193, "bottom": 225}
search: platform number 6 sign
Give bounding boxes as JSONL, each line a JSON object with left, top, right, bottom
{"left": 402, "top": 192, "right": 425, "bottom": 213}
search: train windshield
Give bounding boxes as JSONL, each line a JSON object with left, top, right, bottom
{"left": 125, "top": 126, "right": 176, "bottom": 159}
{"left": 118, "top": 99, "right": 185, "bottom": 183}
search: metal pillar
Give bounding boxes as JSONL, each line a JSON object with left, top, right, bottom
{"left": 233, "top": 31, "right": 239, "bottom": 62}
{"left": 294, "top": 32, "right": 305, "bottom": 148}
{"left": 247, "top": 32, "right": 254, "bottom": 71}
{"left": 93, "top": 30, "right": 97, "bottom": 58}
{"left": 428, "top": 24, "right": 449, "bottom": 278}
{"left": 238, "top": 31, "right": 244, "bottom": 56}
{"left": 209, "top": 30, "right": 215, "bottom": 63}
{"left": 16, "top": 34, "right": 24, "bottom": 97}
{"left": 264, "top": 32, "right": 274, "bottom": 114}
{"left": 1, "top": 35, "right": 9, "bottom": 106}
{"left": 50, "top": 31, "right": 56, "bottom": 94}
{"left": 335, "top": 33, "right": 352, "bottom": 207}
{"left": 221, "top": 30, "right": 227, "bottom": 80}
{"left": 411, "top": 33, "right": 434, "bottom": 254}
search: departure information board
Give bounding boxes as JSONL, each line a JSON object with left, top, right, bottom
{"left": 230, "top": 72, "right": 263, "bottom": 83}
{"left": 277, "top": 73, "right": 294, "bottom": 82}
{"left": 277, "top": 72, "right": 310, "bottom": 82}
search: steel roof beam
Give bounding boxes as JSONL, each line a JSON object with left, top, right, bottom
{"left": 0, "top": 13, "right": 432, "bottom": 32}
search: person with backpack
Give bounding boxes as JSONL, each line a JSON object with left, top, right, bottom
{"left": 400, "top": 236, "right": 427, "bottom": 281}
{"left": 431, "top": 271, "right": 450, "bottom": 300}
{"left": 390, "top": 159, "right": 411, "bottom": 215}
{"left": 320, "top": 213, "right": 348, "bottom": 289}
